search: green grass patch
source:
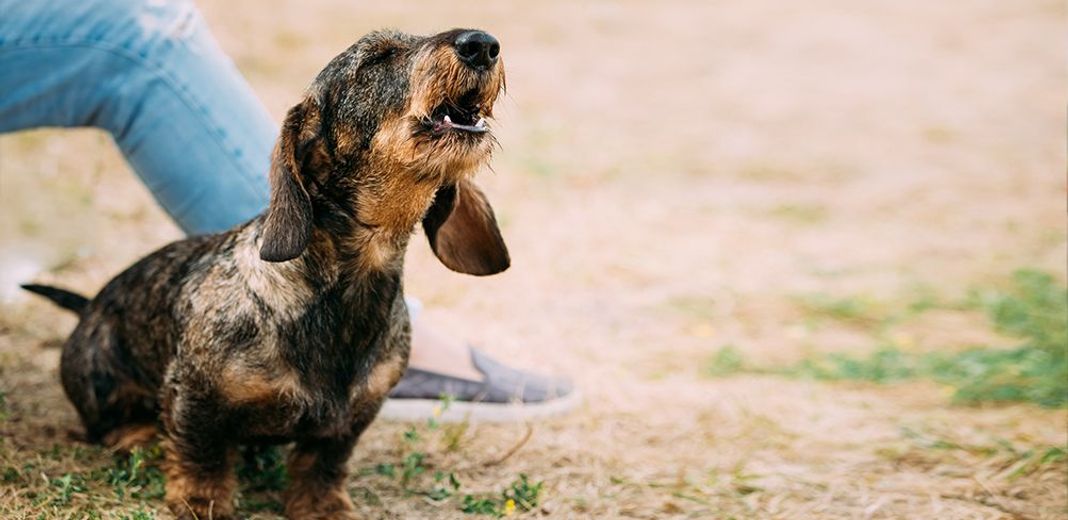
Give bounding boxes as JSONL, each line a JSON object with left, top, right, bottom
{"left": 460, "top": 474, "right": 543, "bottom": 517}
{"left": 795, "top": 270, "right": 1066, "bottom": 407}
{"left": 709, "top": 270, "right": 1068, "bottom": 407}
{"left": 237, "top": 445, "right": 288, "bottom": 493}
{"left": 705, "top": 345, "right": 746, "bottom": 376}
{"left": 794, "top": 293, "right": 897, "bottom": 330}
{"left": 889, "top": 426, "right": 1067, "bottom": 479}
{"left": 363, "top": 394, "right": 545, "bottom": 516}
{"left": 118, "top": 509, "right": 157, "bottom": 520}
{"left": 106, "top": 446, "right": 166, "bottom": 501}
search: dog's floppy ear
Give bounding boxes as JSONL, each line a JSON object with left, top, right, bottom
{"left": 260, "top": 98, "right": 320, "bottom": 262}
{"left": 422, "top": 179, "right": 510, "bottom": 276}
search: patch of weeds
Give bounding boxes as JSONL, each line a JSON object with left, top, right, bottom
{"left": 0, "top": 389, "right": 8, "bottom": 421}
{"left": 48, "top": 472, "right": 88, "bottom": 506}
{"left": 240, "top": 495, "right": 284, "bottom": 514}
{"left": 369, "top": 395, "right": 448, "bottom": 495}
{"left": 974, "top": 269, "right": 1066, "bottom": 354}
{"left": 106, "top": 446, "right": 166, "bottom": 500}
{"left": 400, "top": 452, "right": 427, "bottom": 488}
{"left": 1008, "top": 446, "right": 1068, "bottom": 478}
{"left": 905, "top": 284, "right": 946, "bottom": 314}
{"left": 795, "top": 293, "right": 894, "bottom": 330}
{"left": 790, "top": 347, "right": 920, "bottom": 384}
{"left": 403, "top": 427, "right": 421, "bottom": 443}
{"left": 896, "top": 427, "right": 1067, "bottom": 479}
{"left": 235, "top": 446, "right": 287, "bottom": 514}
{"left": 503, "top": 474, "right": 543, "bottom": 512}
{"left": 374, "top": 462, "right": 396, "bottom": 478}
{"left": 925, "top": 347, "right": 1064, "bottom": 406}
{"left": 238, "top": 445, "right": 288, "bottom": 492}
{"left": 441, "top": 420, "right": 470, "bottom": 453}
{"left": 2, "top": 465, "right": 20, "bottom": 483}
{"left": 791, "top": 270, "right": 1068, "bottom": 407}
{"left": 714, "top": 270, "right": 1067, "bottom": 407}
{"left": 705, "top": 345, "right": 746, "bottom": 377}
{"left": 462, "top": 494, "right": 503, "bottom": 515}
{"left": 461, "top": 474, "right": 543, "bottom": 517}
{"left": 367, "top": 394, "right": 545, "bottom": 515}
{"left": 118, "top": 509, "right": 156, "bottom": 520}
{"left": 424, "top": 471, "right": 462, "bottom": 501}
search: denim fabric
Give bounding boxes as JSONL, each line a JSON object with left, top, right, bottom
{"left": 0, "top": 0, "right": 275, "bottom": 234}
{"left": 0, "top": 0, "right": 426, "bottom": 314}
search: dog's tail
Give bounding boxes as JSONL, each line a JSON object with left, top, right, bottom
{"left": 20, "top": 284, "right": 90, "bottom": 314}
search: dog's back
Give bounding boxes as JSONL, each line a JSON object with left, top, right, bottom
{"left": 32, "top": 231, "right": 229, "bottom": 441}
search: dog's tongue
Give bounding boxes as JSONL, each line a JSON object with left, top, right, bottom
{"left": 443, "top": 114, "right": 488, "bottom": 133}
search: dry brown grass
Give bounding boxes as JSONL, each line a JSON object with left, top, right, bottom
{"left": 1, "top": 0, "right": 1066, "bottom": 518}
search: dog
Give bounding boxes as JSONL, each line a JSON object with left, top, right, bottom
{"left": 22, "top": 28, "right": 509, "bottom": 520}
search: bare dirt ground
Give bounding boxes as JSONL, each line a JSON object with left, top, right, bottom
{"left": 1, "top": 0, "right": 1065, "bottom": 518}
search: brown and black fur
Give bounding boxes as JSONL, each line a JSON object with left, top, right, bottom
{"left": 23, "top": 28, "right": 509, "bottom": 520}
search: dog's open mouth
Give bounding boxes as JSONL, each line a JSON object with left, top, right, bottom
{"left": 427, "top": 89, "right": 489, "bottom": 135}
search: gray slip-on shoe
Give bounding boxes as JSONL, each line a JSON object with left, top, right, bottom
{"left": 379, "top": 348, "right": 580, "bottom": 423}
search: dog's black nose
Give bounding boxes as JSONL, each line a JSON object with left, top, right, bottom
{"left": 454, "top": 31, "right": 500, "bottom": 70}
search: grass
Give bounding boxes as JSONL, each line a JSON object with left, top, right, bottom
{"left": 792, "top": 269, "right": 1067, "bottom": 407}
{"left": 363, "top": 395, "right": 544, "bottom": 517}
{"left": 1, "top": 0, "right": 1064, "bottom": 515}
{"left": 705, "top": 345, "right": 746, "bottom": 377}
{"left": 460, "top": 475, "right": 543, "bottom": 517}
{"left": 0, "top": 398, "right": 543, "bottom": 519}
{"left": 106, "top": 447, "right": 166, "bottom": 501}
{"left": 0, "top": 444, "right": 165, "bottom": 519}
{"left": 708, "top": 270, "right": 1068, "bottom": 407}
{"left": 879, "top": 426, "right": 1067, "bottom": 479}
{"left": 794, "top": 292, "right": 902, "bottom": 332}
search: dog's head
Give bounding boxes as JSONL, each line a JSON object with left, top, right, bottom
{"left": 259, "top": 29, "right": 509, "bottom": 276}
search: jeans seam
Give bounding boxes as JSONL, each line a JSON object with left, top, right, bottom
{"left": 0, "top": 37, "right": 270, "bottom": 208}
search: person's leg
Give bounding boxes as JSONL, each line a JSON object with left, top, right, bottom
{"left": 409, "top": 313, "right": 482, "bottom": 380}
{"left": 0, "top": 0, "right": 575, "bottom": 421}
{"left": 0, "top": 0, "right": 272, "bottom": 234}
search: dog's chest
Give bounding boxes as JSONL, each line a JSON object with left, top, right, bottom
{"left": 218, "top": 363, "right": 364, "bottom": 440}
{"left": 215, "top": 343, "right": 392, "bottom": 440}
{"left": 202, "top": 273, "right": 406, "bottom": 440}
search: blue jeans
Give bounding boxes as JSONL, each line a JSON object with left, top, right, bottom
{"left": 0, "top": 0, "right": 273, "bottom": 235}
{"left": 0, "top": 0, "right": 426, "bottom": 322}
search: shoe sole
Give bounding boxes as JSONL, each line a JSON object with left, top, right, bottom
{"left": 378, "top": 389, "right": 582, "bottom": 423}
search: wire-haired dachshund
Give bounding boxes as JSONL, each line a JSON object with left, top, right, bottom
{"left": 23, "top": 28, "right": 509, "bottom": 520}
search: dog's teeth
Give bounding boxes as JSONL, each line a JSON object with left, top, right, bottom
{"left": 475, "top": 118, "right": 486, "bottom": 129}
{"left": 443, "top": 115, "right": 453, "bottom": 124}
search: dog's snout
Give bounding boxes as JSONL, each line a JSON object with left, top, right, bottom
{"left": 453, "top": 31, "right": 499, "bottom": 70}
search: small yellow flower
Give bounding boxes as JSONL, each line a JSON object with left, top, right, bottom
{"left": 503, "top": 498, "right": 516, "bottom": 516}
{"left": 432, "top": 404, "right": 442, "bottom": 418}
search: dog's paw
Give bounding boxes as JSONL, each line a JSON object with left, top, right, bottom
{"left": 168, "top": 496, "right": 237, "bottom": 520}
{"left": 103, "top": 424, "right": 158, "bottom": 453}
{"left": 284, "top": 485, "right": 358, "bottom": 520}
{"left": 164, "top": 461, "right": 237, "bottom": 520}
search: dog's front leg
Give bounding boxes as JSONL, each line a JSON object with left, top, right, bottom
{"left": 161, "top": 392, "right": 239, "bottom": 520}
{"left": 284, "top": 435, "right": 359, "bottom": 520}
